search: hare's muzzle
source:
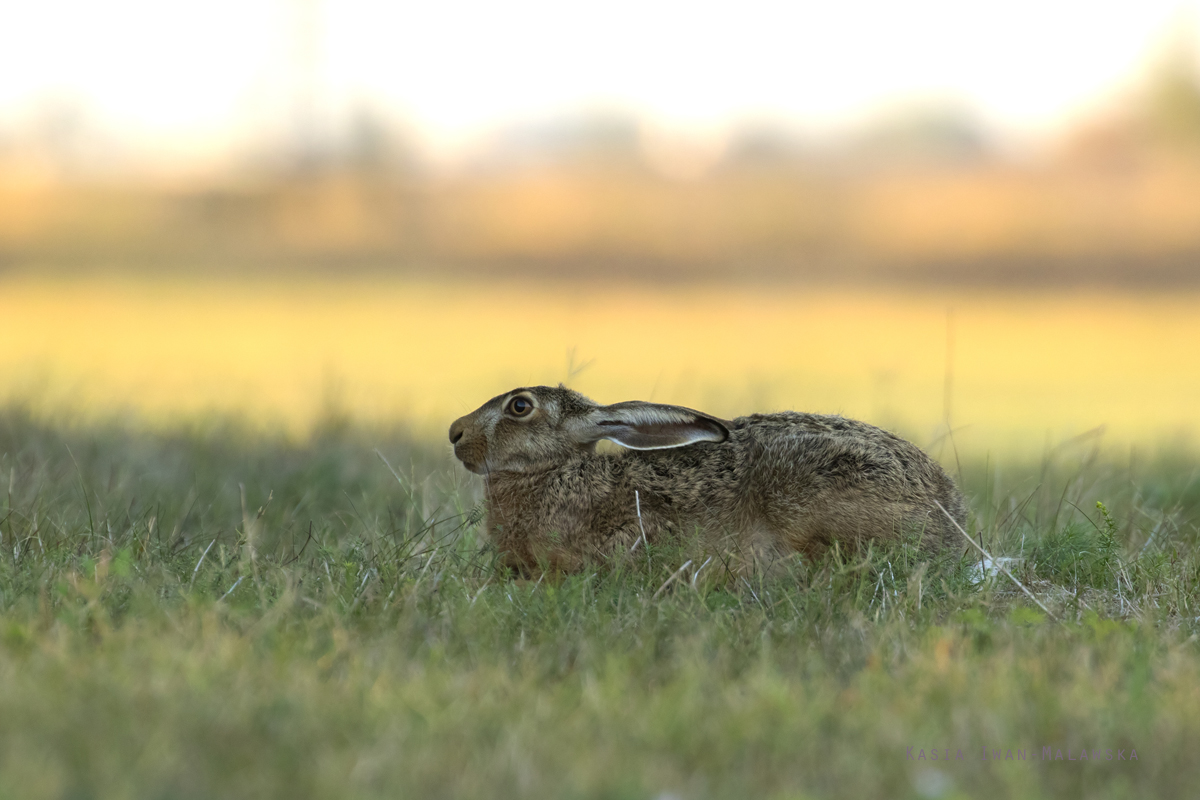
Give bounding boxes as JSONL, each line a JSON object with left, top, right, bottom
{"left": 449, "top": 416, "right": 487, "bottom": 474}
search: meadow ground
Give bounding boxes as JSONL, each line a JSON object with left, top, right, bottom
{"left": 1, "top": 405, "right": 1199, "bottom": 799}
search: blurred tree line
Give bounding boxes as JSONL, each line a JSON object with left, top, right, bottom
{"left": 2, "top": 39, "right": 1200, "bottom": 286}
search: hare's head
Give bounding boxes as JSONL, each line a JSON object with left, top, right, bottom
{"left": 449, "top": 385, "right": 730, "bottom": 475}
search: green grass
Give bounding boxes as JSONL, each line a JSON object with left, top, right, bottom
{"left": 1, "top": 406, "right": 1199, "bottom": 799}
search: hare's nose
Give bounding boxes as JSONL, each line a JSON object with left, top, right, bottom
{"left": 449, "top": 420, "right": 465, "bottom": 444}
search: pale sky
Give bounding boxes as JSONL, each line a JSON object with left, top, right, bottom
{"left": 1, "top": 0, "right": 1196, "bottom": 161}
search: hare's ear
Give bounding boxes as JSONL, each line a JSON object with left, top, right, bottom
{"left": 578, "top": 401, "right": 729, "bottom": 450}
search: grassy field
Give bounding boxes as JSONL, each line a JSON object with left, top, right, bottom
{"left": 1, "top": 404, "right": 1199, "bottom": 799}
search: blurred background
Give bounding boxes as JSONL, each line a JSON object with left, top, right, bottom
{"left": 3, "top": 0, "right": 1200, "bottom": 452}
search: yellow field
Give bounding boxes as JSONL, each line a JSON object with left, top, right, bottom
{"left": 1, "top": 276, "right": 1197, "bottom": 454}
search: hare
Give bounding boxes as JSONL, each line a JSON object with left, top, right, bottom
{"left": 449, "top": 385, "right": 967, "bottom": 576}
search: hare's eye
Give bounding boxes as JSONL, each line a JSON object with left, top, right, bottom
{"left": 507, "top": 397, "right": 534, "bottom": 417}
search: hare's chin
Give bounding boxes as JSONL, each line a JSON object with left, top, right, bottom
{"left": 459, "top": 460, "right": 489, "bottom": 475}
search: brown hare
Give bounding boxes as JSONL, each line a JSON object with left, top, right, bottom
{"left": 449, "top": 385, "right": 966, "bottom": 576}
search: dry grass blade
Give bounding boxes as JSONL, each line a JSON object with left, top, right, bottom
{"left": 375, "top": 448, "right": 406, "bottom": 488}
{"left": 934, "top": 499, "right": 1060, "bottom": 623}
{"left": 189, "top": 538, "right": 217, "bottom": 589}
{"left": 218, "top": 576, "right": 245, "bottom": 603}
{"left": 652, "top": 559, "right": 692, "bottom": 600}
{"left": 630, "top": 489, "right": 649, "bottom": 554}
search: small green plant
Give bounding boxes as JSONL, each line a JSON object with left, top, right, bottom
{"left": 1096, "top": 500, "right": 1120, "bottom": 555}
{"left": 1024, "top": 504, "right": 1120, "bottom": 590}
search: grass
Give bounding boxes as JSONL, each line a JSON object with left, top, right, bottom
{"left": 1, "top": 405, "right": 1199, "bottom": 799}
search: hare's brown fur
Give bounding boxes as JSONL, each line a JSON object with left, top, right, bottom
{"left": 450, "top": 386, "right": 966, "bottom": 576}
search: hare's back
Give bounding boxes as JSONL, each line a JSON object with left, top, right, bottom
{"left": 733, "top": 411, "right": 959, "bottom": 510}
{"left": 728, "top": 412, "right": 963, "bottom": 552}
{"left": 734, "top": 411, "right": 898, "bottom": 440}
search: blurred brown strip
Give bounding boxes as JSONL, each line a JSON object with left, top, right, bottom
{"left": 3, "top": 157, "right": 1200, "bottom": 285}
